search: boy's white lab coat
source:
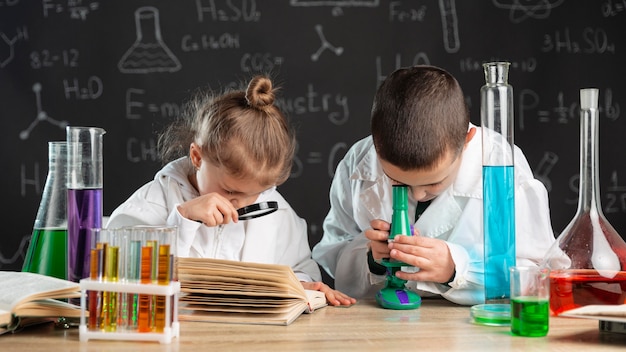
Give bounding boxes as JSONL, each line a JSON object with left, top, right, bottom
{"left": 107, "top": 157, "right": 321, "bottom": 282}
{"left": 312, "top": 126, "right": 556, "bottom": 305}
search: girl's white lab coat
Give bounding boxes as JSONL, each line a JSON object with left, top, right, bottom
{"left": 312, "top": 126, "right": 556, "bottom": 305}
{"left": 107, "top": 157, "right": 321, "bottom": 282}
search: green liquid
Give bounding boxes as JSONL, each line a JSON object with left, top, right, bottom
{"left": 22, "top": 228, "right": 67, "bottom": 280}
{"left": 511, "top": 297, "right": 549, "bottom": 337}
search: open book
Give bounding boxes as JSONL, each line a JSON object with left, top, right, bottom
{"left": 0, "top": 271, "right": 82, "bottom": 334}
{"left": 176, "top": 257, "right": 327, "bottom": 326}
{"left": 561, "top": 304, "right": 626, "bottom": 323}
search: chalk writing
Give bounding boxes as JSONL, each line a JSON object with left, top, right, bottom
{"left": 606, "top": 171, "right": 626, "bottom": 213}
{"left": 42, "top": 0, "right": 100, "bottom": 21}
{"left": 126, "top": 137, "right": 158, "bottom": 163}
{"left": 240, "top": 52, "right": 284, "bottom": 72}
{"left": 30, "top": 49, "right": 79, "bottom": 69}
{"left": 119, "top": 6, "right": 181, "bottom": 74}
{"left": 541, "top": 27, "right": 616, "bottom": 54}
{"left": 602, "top": 0, "right": 626, "bottom": 17}
{"left": 311, "top": 25, "right": 343, "bottom": 62}
{"left": 375, "top": 53, "right": 430, "bottom": 87}
{"left": 20, "top": 162, "right": 41, "bottom": 197}
{"left": 438, "top": 0, "right": 459, "bottom": 53}
{"left": 274, "top": 85, "right": 349, "bottom": 125}
{"left": 125, "top": 88, "right": 181, "bottom": 119}
{"left": 195, "top": 0, "right": 261, "bottom": 22}
{"left": 517, "top": 89, "right": 621, "bottom": 131}
{"left": 181, "top": 32, "right": 241, "bottom": 51}
{"left": 534, "top": 151, "right": 559, "bottom": 192}
{"left": 389, "top": 1, "right": 427, "bottom": 22}
{"left": 492, "top": 0, "right": 564, "bottom": 23}
{"left": 63, "top": 76, "right": 103, "bottom": 100}
{"left": 0, "top": 26, "right": 28, "bottom": 68}
{"left": 20, "top": 83, "right": 68, "bottom": 140}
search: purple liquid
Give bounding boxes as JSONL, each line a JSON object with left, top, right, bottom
{"left": 67, "top": 188, "right": 102, "bottom": 283}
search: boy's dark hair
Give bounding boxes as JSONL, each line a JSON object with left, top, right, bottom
{"left": 371, "top": 65, "right": 470, "bottom": 170}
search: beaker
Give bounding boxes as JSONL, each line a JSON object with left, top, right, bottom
{"left": 542, "top": 88, "right": 626, "bottom": 315}
{"left": 22, "top": 141, "right": 68, "bottom": 280}
{"left": 67, "top": 126, "right": 105, "bottom": 284}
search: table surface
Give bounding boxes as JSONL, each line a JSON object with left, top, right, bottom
{"left": 1, "top": 298, "right": 625, "bottom": 351}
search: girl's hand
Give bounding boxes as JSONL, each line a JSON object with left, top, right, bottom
{"left": 177, "top": 192, "right": 239, "bottom": 226}
{"left": 301, "top": 281, "right": 356, "bottom": 306}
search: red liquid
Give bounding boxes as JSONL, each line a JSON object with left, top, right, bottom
{"left": 549, "top": 269, "right": 626, "bottom": 315}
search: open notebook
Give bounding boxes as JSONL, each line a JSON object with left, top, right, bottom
{"left": 176, "top": 257, "right": 327, "bottom": 326}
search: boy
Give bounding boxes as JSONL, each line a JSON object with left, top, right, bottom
{"left": 312, "top": 65, "right": 555, "bottom": 305}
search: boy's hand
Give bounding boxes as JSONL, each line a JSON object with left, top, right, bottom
{"left": 365, "top": 219, "right": 392, "bottom": 261}
{"left": 301, "top": 281, "right": 356, "bottom": 306}
{"left": 388, "top": 233, "right": 455, "bottom": 284}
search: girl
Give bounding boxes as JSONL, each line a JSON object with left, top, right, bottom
{"left": 108, "top": 75, "right": 355, "bottom": 306}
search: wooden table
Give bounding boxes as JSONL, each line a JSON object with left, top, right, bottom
{"left": 1, "top": 298, "right": 625, "bottom": 351}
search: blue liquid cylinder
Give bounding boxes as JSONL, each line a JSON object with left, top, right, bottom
{"left": 481, "top": 62, "right": 516, "bottom": 303}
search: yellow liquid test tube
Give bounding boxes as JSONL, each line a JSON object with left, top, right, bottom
{"left": 138, "top": 246, "right": 153, "bottom": 332}
{"left": 102, "top": 245, "right": 119, "bottom": 332}
{"left": 155, "top": 244, "right": 171, "bottom": 332}
{"left": 88, "top": 247, "right": 103, "bottom": 331}
{"left": 95, "top": 242, "right": 107, "bottom": 330}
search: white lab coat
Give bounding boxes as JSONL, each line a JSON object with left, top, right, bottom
{"left": 107, "top": 157, "right": 321, "bottom": 282}
{"left": 312, "top": 126, "right": 556, "bottom": 305}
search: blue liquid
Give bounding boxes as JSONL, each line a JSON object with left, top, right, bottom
{"left": 483, "top": 165, "right": 515, "bottom": 302}
{"left": 67, "top": 188, "right": 103, "bottom": 283}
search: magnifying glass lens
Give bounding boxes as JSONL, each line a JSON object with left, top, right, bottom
{"left": 237, "top": 201, "right": 278, "bottom": 220}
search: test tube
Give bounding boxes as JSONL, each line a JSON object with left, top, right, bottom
{"left": 87, "top": 247, "right": 103, "bottom": 330}
{"left": 127, "top": 239, "right": 141, "bottom": 330}
{"left": 138, "top": 245, "right": 153, "bottom": 332}
{"left": 102, "top": 245, "right": 119, "bottom": 332}
{"left": 155, "top": 244, "right": 171, "bottom": 332}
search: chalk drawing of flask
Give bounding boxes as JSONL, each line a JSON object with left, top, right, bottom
{"left": 118, "top": 6, "right": 181, "bottom": 74}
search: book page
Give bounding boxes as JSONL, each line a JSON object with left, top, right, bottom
{"left": 0, "top": 272, "right": 81, "bottom": 312}
{"left": 561, "top": 304, "right": 626, "bottom": 323}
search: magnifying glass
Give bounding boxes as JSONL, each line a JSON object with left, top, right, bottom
{"left": 237, "top": 201, "right": 279, "bottom": 220}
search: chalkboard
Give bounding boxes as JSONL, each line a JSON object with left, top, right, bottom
{"left": 2, "top": 1, "right": 625, "bottom": 275}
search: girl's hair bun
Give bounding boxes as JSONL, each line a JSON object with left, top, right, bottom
{"left": 245, "top": 76, "right": 275, "bottom": 110}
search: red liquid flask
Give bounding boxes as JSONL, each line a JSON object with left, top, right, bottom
{"left": 542, "top": 88, "right": 626, "bottom": 315}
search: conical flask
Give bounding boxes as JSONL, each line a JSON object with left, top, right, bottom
{"left": 22, "top": 141, "right": 68, "bottom": 280}
{"left": 67, "top": 126, "right": 105, "bottom": 284}
{"left": 542, "top": 88, "right": 626, "bottom": 315}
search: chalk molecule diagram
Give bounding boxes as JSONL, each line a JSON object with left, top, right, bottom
{"left": 311, "top": 24, "right": 344, "bottom": 61}
{"left": 20, "top": 83, "right": 69, "bottom": 140}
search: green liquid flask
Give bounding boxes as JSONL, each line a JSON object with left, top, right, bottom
{"left": 375, "top": 185, "right": 421, "bottom": 310}
{"left": 22, "top": 142, "right": 68, "bottom": 280}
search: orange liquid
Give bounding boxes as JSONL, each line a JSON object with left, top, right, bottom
{"left": 549, "top": 269, "right": 626, "bottom": 315}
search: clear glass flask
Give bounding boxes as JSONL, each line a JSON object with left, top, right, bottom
{"left": 471, "top": 61, "right": 516, "bottom": 326}
{"left": 67, "top": 126, "right": 106, "bottom": 284}
{"left": 542, "top": 88, "right": 626, "bottom": 315}
{"left": 22, "top": 141, "right": 68, "bottom": 280}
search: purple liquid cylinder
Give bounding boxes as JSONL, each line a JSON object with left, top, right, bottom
{"left": 67, "top": 188, "right": 103, "bottom": 283}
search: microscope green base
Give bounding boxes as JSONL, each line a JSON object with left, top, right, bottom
{"left": 375, "top": 259, "right": 421, "bottom": 310}
{"left": 375, "top": 286, "right": 422, "bottom": 310}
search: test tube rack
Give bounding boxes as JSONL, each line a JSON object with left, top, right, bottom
{"left": 79, "top": 279, "right": 181, "bottom": 344}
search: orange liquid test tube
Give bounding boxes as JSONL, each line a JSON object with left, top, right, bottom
{"left": 88, "top": 248, "right": 102, "bottom": 330}
{"left": 155, "top": 244, "right": 171, "bottom": 332}
{"left": 138, "top": 246, "right": 153, "bottom": 332}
